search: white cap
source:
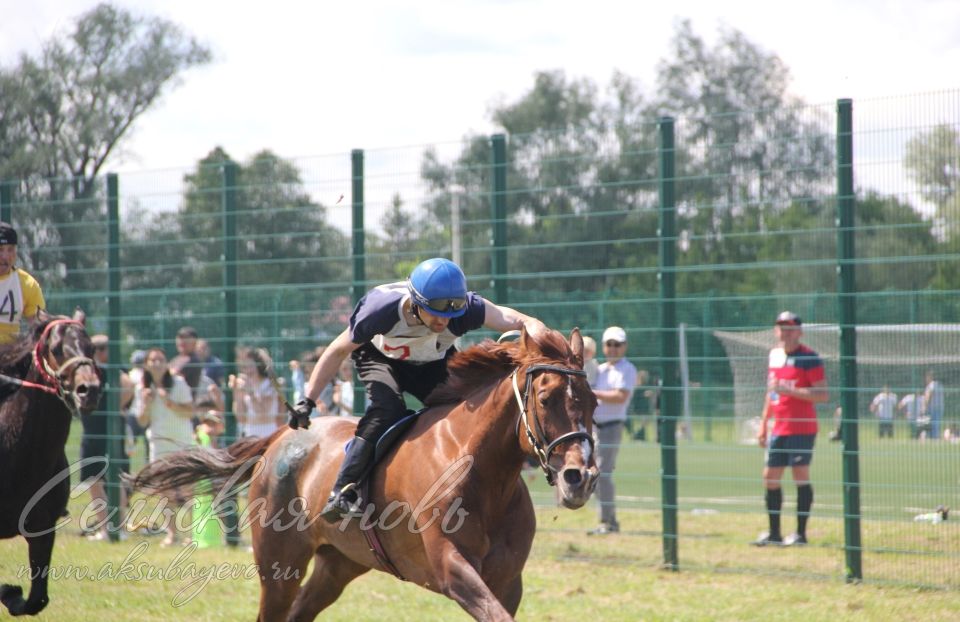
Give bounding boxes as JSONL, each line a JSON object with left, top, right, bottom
{"left": 602, "top": 326, "right": 627, "bottom": 344}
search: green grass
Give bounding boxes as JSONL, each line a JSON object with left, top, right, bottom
{"left": 3, "top": 415, "right": 949, "bottom": 619}
{"left": 2, "top": 508, "right": 959, "bottom": 621}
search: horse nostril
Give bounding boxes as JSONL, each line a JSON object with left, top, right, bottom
{"left": 76, "top": 384, "right": 88, "bottom": 397}
{"left": 562, "top": 468, "right": 583, "bottom": 487}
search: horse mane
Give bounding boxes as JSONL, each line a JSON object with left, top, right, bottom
{"left": 0, "top": 316, "right": 51, "bottom": 377}
{"left": 425, "top": 329, "right": 575, "bottom": 406}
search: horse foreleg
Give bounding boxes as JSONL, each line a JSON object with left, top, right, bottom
{"left": 0, "top": 531, "right": 55, "bottom": 616}
{"left": 430, "top": 543, "right": 515, "bottom": 622}
{"left": 287, "top": 544, "right": 369, "bottom": 622}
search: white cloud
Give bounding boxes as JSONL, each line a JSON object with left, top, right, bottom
{"left": 0, "top": 0, "right": 957, "bottom": 174}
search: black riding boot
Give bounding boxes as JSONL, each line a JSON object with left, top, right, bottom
{"left": 320, "top": 436, "right": 374, "bottom": 523}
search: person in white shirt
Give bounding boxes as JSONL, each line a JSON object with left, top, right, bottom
{"left": 869, "top": 385, "right": 898, "bottom": 439}
{"left": 898, "top": 392, "right": 922, "bottom": 439}
{"left": 922, "top": 371, "right": 945, "bottom": 439}
{"left": 232, "top": 347, "right": 284, "bottom": 438}
{"left": 135, "top": 347, "right": 194, "bottom": 546}
{"left": 587, "top": 326, "right": 637, "bottom": 536}
{"left": 582, "top": 335, "right": 599, "bottom": 386}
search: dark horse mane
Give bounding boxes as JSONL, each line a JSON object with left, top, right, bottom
{"left": 425, "top": 329, "right": 575, "bottom": 406}
{"left": 0, "top": 316, "right": 53, "bottom": 381}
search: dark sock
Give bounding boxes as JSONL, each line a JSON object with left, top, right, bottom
{"left": 765, "top": 488, "right": 783, "bottom": 538}
{"left": 797, "top": 484, "right": 813, "bottom": 537}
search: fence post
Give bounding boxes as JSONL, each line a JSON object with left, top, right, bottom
{"left": 490, "top": 134, "right": 508, "bottom": 303}
{"left": 702, "top": 292, "right": 714, "bottom": 442}
{"left": 837, "top": 98, "right": 862, "bottom": 582}
{"left": 221, "top": 160, "right": 240, "bottom": 546}
{"left": 0, "top": 180, "right": 12, "bottom": 223}
{"left": 105, "top": 173, "right": 123, "bottom": 541}
{"left": 351, "top": 149, "right": 365, "bottom": 414}
{"left": 658, "top": 116, "right": 679, "bottom": 571}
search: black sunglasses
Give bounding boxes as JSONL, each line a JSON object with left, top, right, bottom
{"left": 604, "top": 341, "right": 625, "bottom": 347}
{"left": 424, "top": 297, "right": 467, "bottom": 314}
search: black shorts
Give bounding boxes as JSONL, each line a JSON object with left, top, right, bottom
{"left": 80, "top": 438, "right": 108, "bottom": 482}
{"left": 351, "top": 344, "right": 452, "bottom": 442}
{"left": 765, "top": 434, "right": 816, "bottom": 468}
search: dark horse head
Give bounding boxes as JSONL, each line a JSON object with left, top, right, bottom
{"left": 0, "top": 308, "right": 101, "bottom": 616}
{"left": 0, "top": 308, "right": 102, "bottom": 416}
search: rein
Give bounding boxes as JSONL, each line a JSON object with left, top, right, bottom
{"left": 511, "top": 363, "right": 594, "bottom": 485}
{"left": 0, "top": 319, "right": 96, "bottom": 413}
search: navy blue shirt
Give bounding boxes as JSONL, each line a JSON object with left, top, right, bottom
{"left": 349, "top": 282, "right": 485, "bottom": 363}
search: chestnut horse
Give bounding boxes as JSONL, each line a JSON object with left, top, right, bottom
{"left": 133, "top": 327, "right": 598, "bottom": 621}
{"left": 0, "top": 310, "right": 102, "bottom": 616}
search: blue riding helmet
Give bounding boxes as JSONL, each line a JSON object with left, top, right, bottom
{"left": 407, "top": 258, "right": 468, "bottom": 318}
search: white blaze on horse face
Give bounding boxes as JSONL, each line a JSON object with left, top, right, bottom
{"left": 578, "top": 424, "right": 592, "bottom": 462}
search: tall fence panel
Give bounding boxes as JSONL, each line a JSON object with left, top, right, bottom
{"left": 3, "top": 90, "right": 958, "bottom": 588}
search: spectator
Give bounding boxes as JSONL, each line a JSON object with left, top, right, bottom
{"left": 135, "top": 347, "right": 194, "bottom": 546}
{"left": 582, "top": 335, "right": 599, "bottom": 386}
{"left": 870, "top": 385, "right": 898, "bottom": 439}
{"left": 195, "top": 338, "right": 225, "bottom": 387}
{"left": 0, "top": 222, "right": 45, "bottom": 345}
{"left": 828, "top": 406, "right": 842, "bottom": 442}
{"left": 79, "top": 334, "right": 127, "bottom": 540}
{"left": 290, "top": 350, "right": 330, "bottom": 417}
{"left": 178, "top": 353, "right": 225, "bottom": 431}
{"left": 170, "top": 325, "right": 201, "bottom": 378}
{"left": 754, "top": 311, "right": 828, "bottom": 547}
{"left": 331, "top": 359, "right": 357, "bottom": 417}
{"left": 922, "top": 370, "right": 944, "bottom": 439}
{"left": 122, "top": 350, "right": 149, "bottom": 460}
{"left": 231, "top": 347, "right": 284, "bottom": 438}
{"left": 627, "top": 369, "right": 651, "bottom": 441}
{"left": 587, "top": 326, "right": 637, "bottom": 536}
{"left": 194, "top": 402, "right": 225, "bottom": 448}
{"left": 898, "top": 391, "right": 923, "bottom": 439}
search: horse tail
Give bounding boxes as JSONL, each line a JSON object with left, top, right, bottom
{"left": 129, "top": 428, "right": 285, "bottom": 495}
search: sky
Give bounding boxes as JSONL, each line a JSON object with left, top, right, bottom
{"left": 3, "top": 0, "right": 959, "bottom": 176}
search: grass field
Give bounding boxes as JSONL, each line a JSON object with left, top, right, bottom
{"left": 1, "top": 415, "right": 956, "bottom": 620}
{"left": 1, "top": 507, "right": 959, "bottom": 621}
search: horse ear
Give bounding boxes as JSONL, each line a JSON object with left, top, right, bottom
{"left": 72, "top": 307, "right": 86, "bottom": 326}
{"left": 569, "top": 327, "right": 584, "bottom": 367}
{"left": 36, "top": 308, "right": 51, "bottom": 324}
{"left": 519, "top": 324, "right": 537, "bottom": 355}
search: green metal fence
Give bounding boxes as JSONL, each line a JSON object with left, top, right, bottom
{"left": 2, "top": 91, "right": 958, "bottom": 588}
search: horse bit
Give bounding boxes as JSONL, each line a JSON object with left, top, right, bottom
{"left": 511, "top": 364, "right": 595, "bottom": 486}
{"left": 0, "top": 319, "right": 98, "bottom": 416}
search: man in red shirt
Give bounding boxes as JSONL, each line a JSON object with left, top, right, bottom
{"left": 753, "top": 311, "right": 828, "bottom": 546}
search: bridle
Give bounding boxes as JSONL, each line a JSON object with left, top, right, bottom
{"left": 511, "top": 364, "right": 595, "bottom": 486}
{"left": 0, "top": 319, "right": 98, "bottom": 415}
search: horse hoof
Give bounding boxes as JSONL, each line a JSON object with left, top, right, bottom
{"left": 0, "top": 584, "right": 24, "bottom": 613}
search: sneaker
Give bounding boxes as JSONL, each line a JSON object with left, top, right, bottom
{"left": 587, "top": 522, "right": 620, "bottom": 536}
{"left": 783, "top": 533, "right": 808, "bottom": 546}
{"left": 751, "top": 531, "right": 783, "bottom": 546}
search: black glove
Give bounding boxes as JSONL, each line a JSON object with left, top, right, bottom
{"left": 288, "top": 397, "right": 316, "bottom": 430}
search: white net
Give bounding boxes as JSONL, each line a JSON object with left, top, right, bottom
{"left": 714, "top": 324, "right": 960, "bottom": 443}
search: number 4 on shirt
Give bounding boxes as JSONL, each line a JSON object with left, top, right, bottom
{"left": 0, "top": 289, "right": 17, "bottom": 322}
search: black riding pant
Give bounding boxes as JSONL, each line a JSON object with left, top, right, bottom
{"left": 351, "top": 344, "right": 452, "bottom": 443}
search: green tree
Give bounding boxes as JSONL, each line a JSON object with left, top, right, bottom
{"left": 177, "top": 148, "right": 351, "bottom": 290}
{"left": 0, "top": 2, "right": 211, "bottom": 292}
{"left": 368, "top": 192, "right": 423, "bottom": 280}
{"left": 904, "top": 124, "right": 959, "bottom": 211}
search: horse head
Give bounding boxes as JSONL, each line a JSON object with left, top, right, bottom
{"left": 34, "top": 308, "right": 101, "bottom": 415}
{"left": 516, "top": 326, "right": 599, "bottom": 509}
